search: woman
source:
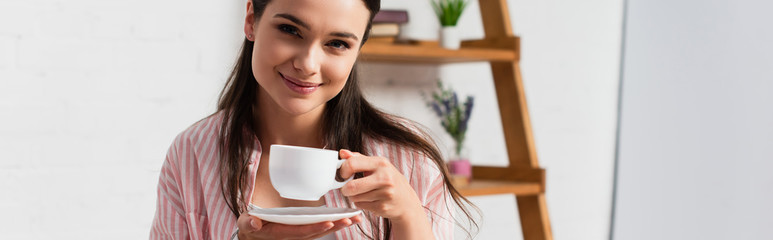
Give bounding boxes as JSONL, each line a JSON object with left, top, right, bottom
{"left": 150, "top": 0, "right": 476, "bottom": 239}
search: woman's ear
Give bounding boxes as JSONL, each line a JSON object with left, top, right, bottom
{"left": 244, "top": 1, "right": 256, "bottom": 41}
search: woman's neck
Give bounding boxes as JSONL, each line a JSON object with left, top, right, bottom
{"left": 253, "top": 90, "right": 326, "bottom": 150}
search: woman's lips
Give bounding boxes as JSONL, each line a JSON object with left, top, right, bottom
{"left": 280, "top": 73, "right": 321, "bottom": 95}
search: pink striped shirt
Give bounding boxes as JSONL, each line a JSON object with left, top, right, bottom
{"left": 150, "top": 112, "right": 454, "bottom": 239}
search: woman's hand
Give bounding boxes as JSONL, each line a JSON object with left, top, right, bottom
{"left": 338, "top": 149, "right": 430, "bottom": 224}
{"left": 236, "top": 212, "right": 360, "bottom": 240}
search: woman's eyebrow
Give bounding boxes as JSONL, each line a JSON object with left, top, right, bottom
{"left": 274, "top": 13, "right": 360, "bottom": 41}
{"left": 274, "top": 13, "right": 310, "bottom": 30}
{"left": 331, "top": 32, "right": 359, "bottom": 41}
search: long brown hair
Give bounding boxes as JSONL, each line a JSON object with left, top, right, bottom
{"left": 217, "top": 0, "right": 478, "bottom": 239}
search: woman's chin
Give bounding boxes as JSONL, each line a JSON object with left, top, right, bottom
{"left": 278, "top": 102, "right": 324, "bottom": 116}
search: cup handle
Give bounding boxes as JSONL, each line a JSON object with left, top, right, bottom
{"left": 331, "top": 159, "right": 354, "bottom": 189}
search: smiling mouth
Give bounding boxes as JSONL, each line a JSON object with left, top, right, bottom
{"left": 280, "top": 72, "right": 322, "bottom": 94}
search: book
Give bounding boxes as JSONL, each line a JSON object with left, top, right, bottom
{"left": 373, "top": 10, "right": 409, "bottom": 24}
{"left": 370, "top": 23, "right": 400, "bottom": 37}
{"left": 367, "top": 36, "right": 396, "bottom": 44}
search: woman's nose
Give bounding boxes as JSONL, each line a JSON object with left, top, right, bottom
{"left": 293, "top": 45, "right": 320, "bottom": 77}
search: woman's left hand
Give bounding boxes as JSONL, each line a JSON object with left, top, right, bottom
{"left": 337, "top": 149, "right": 425, "bottom": 221}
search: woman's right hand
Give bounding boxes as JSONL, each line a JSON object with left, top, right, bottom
{"left": 236, "top": 212, "right": 361, "bottom": 240}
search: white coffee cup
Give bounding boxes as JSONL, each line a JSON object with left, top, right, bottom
{"left": 269, "top": 144, "right": 352, "bottom": 201}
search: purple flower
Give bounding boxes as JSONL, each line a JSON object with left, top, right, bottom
{"left": 460, "top": 96, "right": 474, "bottom": 133}
{"left": 442, "top": 98, "right": 451, "bottom": 114}
{"left": 423, "top": 81, "right": 475, "bottom": 156}
{"left": 431, "top": 102, "right": 443, "bottom": 117}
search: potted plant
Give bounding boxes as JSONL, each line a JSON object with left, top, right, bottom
{"left": 425, "top": 81, "right": 475, "bottom": 185}
{"left": 430, "top": 0, "right": 469, "bottom": 49}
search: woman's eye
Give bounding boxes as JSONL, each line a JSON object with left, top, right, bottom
{"left": 327, "top": 40, "right": 350, "bottom": 49}
{"left": 278, "top": 24, "right": 301, "bottom": 38}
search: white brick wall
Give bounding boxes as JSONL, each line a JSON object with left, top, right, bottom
{"left": 1, "top": 0, "right": 242, "bottom": 238}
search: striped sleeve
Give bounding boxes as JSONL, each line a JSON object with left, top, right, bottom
{"left": 150, "top": 134, "right": 190, "bottom": 239}
{"left": 413, "top": 150, "right": 455, "bottom": 240}
{"left": 150, "top": 131, "right": 210, "bottom": 240}
{"left": 389, "top": 118, "right": 455, "bottom": 239}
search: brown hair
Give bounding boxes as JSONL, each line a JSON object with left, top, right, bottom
{"left": 217, "top": 0, "right": 478, "bottom": 239}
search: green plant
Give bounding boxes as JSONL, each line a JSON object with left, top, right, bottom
{"left": 424, "top": 81, "right": 475, "bottom": 157}
{"left": 431, "top": 0, "right": 469, "bottom": 26}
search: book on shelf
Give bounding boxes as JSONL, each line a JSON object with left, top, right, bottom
{"left": 367, "top": 36, "right": 397, "bottom": 44}
{"left": 373, "top": 9, "right": 408, "bottom": 24}
{"left": 370, "top": 23, "right": 400, "bottom": 37}
{"left": 368, "top": 10, "right": 408, "bottom": 42}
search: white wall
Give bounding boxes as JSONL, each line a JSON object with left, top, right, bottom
{"left": 0, "top": 0, "right": 622, "bottom": 239}
{"left": 0, "top": 0, "right": 242, "bottom": 238}
{"left": 612, "top": 0, "right": 773, "bottom": 239}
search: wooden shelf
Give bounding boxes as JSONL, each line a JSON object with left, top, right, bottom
{"left": 357, "top": 0, "right": 552, "bottom": 238}
{"left": 458, "top": 179, "right": 542, "bottom": 197}
{"left": 359, "top": 41, "right": 517, "bottom": 63}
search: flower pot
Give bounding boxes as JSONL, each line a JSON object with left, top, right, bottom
{"left": 448, "top": 159, "right": 471, "bottom": 187}
{"left": 447, "top": 145, "right": 471, "bottom": 186}
{"left": 439, "top": 26, "right": 461, "bottom": 49}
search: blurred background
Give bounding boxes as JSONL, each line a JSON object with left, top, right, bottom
{"left": 0, "top": 0, "right": 770, "bottom": 239}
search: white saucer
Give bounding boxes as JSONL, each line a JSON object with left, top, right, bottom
{"left": 248, "top": 206, "right": 362, "bottom": 225}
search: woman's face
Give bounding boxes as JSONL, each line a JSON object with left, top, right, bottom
{"left": 246, "top": 0, "right": 370, "bottom": 116}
